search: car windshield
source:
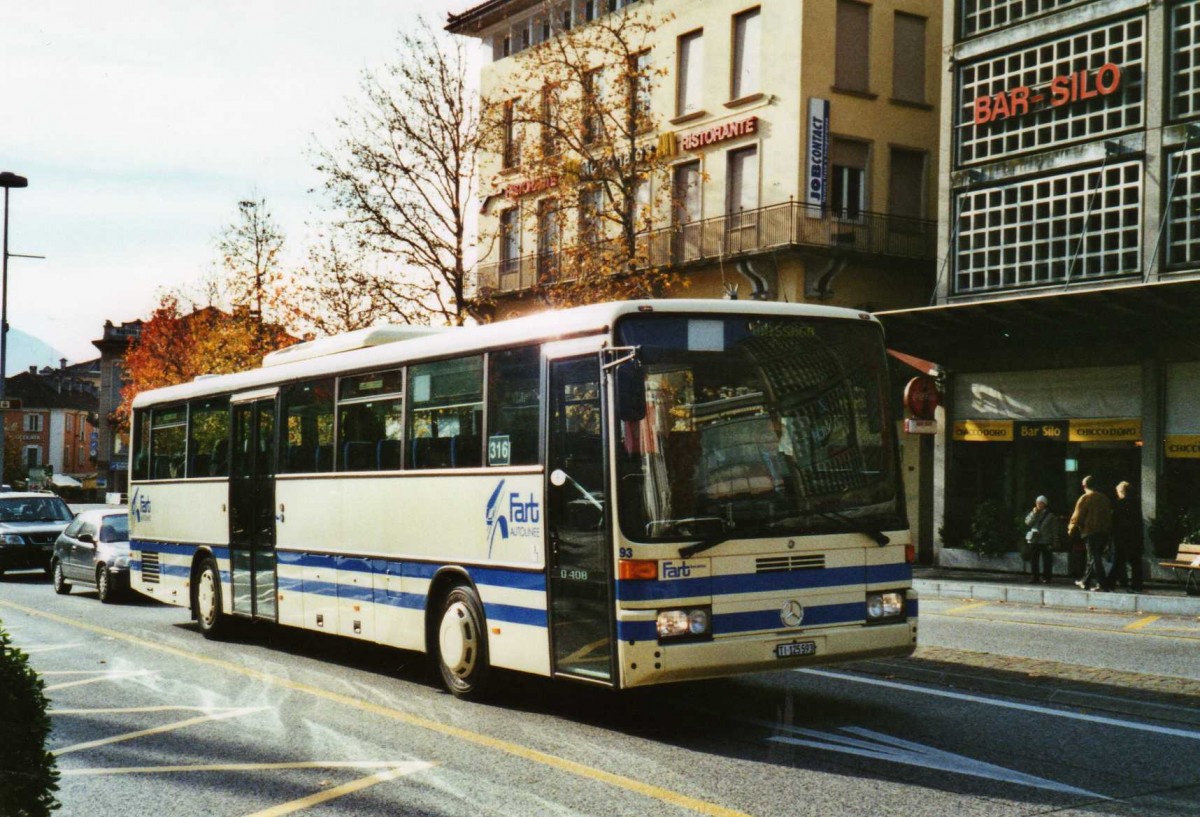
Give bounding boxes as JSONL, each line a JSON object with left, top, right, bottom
{"left": 99, "top": 515, "right": 129, "bottom": 543}
{"left": 0, "top": 497, "right": 73, "bottom": 523}
{"left": 614, "top": 315, "right": 903, "bottom": 543}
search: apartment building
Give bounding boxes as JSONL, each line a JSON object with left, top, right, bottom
{"left": 448, "top": 0, "right": 943, "bottom": 316}
{"left": 2, "top": 368, "right": 98, "bottom": 487}
{"left": 878, "top": 0, "right": 1200, "bottom": 568}
{"left": 92, "top": 318, "right": 142, "bottom": 496}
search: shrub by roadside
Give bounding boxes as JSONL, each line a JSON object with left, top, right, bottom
{"left": 0, "top": 622, "right": 60, "bottom": 816}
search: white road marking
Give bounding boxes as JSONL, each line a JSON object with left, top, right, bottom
{"left": 769, "top": 726, "right": 1105, "bottom": 799}
{"left": 52, "top": 706, "right": 268, "bottom": 756}
{"left": 61, "top": 760, "right": 436, "bottom": 777}
{"left": 20, "top": 643, "right": 83, "bottom": 654}
{"left": 798, "top": 669, "right": 1200, "bottom": 741}
{"left": 43, "top": 670, "right": 155, "bottom": 691}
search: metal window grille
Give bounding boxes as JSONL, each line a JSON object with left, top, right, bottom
{"left": 1167, "top": 147, "right": 1200, "bottom": 269}
{"left": 960, "top": 0, "right": 1087, "bottom": 39}
{"left": 1172, "top": 1, "right": 1200, "bottom": 121}
{"left": 956, "top": 17, "right": 1145, "bottom": 166}
{"left": 954, "top": 160, "right": 1142, "bottom": 293}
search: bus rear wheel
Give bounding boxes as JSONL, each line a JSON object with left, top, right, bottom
{"left": 435, "top": 585, "right": 491, "bottom": 700}
{"left": 194, "top": 557, "right": 226, "bottom": 639}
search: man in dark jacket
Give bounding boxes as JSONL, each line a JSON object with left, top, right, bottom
{"left": 1107, "top": 480, "right": 1143, "bottom": 592}
{"left": 1068, "top": 475, "right": 1113, "bottom": 591}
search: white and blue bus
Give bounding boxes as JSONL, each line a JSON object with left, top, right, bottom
{"left": 128, "top": 300, "right": 916, "bottom": 698}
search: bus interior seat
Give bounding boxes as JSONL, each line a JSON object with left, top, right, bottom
{"left": 287, "top": 444, "right": 315, "bottom": 473}
{"left": 377, "top": 439, "right": 401, "bottom": 470}
{"left": 453, "top": 434, "right": 481, "bottom": 467}
{"left": 210, "top": 439, "right": 229, "bottom": 474}
{"left": 315, "top": 444, "right": 334, "bottom": 473}
{"left": 343, "top": 441, "right": 375, "bottom": 471}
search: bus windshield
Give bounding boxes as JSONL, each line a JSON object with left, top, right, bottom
{"left": 614, "top": 314, "right": 903, "bottom": 543}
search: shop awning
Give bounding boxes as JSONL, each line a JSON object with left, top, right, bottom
{"left": 876, "top": 278, "right": 1200, "bottom": 367}
{"left": 50, "top": 474, "right": 83, "bottom": 488}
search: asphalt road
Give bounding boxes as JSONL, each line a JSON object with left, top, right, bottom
{"left": 2, "top": 572, "right": 1199, "bottom": 816}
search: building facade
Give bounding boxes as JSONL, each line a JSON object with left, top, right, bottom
{"left": 92, "top": 319, "right": 142, "bottom": 497}
{"left": 2, "top": 367, "right": 98, "bottom": 488}
{"left": 880, "top": 0, "right": 1200, "bottom": 568}
{"left": 449, "top": 0, "right": 943, "bottom": 317}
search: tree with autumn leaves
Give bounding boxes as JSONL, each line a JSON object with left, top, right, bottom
{"left": 477, "top": 0, "right": 684, "bottom": 308}
{"left": 115, "top": 294, "right": 296, "bottom": 430}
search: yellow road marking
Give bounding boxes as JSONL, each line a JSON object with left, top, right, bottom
{"left": 44, "top": 671, "right": 154, "bottom": 692}
{"left": 52, "top": 705, "right": 245, "bottom": 716}
{"left": 3, "top": 599, "right": 752, "bottom": 817}
{"left": 941, "top": 601, "right": 991, "bottom": 615}
{"left": 53, "top": 707, "right": 267, "bottom": 756}
{"left": 244, "top": 762, "right": 436, "bottom": 817}
{"left": 61, "top": 760, "right": 435, "bottom": 777}
{"left": 1124, "top": 615, "right": 1161, "bottom": 631}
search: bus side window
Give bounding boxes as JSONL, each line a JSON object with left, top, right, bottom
{"left": 407, "top": 356, "right": 483, "bottom": 470}
{"left": 487, "top": 345, "right": 540, "bottom": 466}
{"left": 281, "top": 379, "right": 335, "bottom": 474}
{"left": 132, "top": 409, "right": 151, "bottom": 481}
{"left": 188, "top": 397, "right": 230, "bottom": 478}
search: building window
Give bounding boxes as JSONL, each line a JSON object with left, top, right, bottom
{"left": 1167, "top": 146, "right": 1200, "bottom": 269}
{"left": 499, "top": 208, "right": 520, "bottom": 274}
{"left": 960, "top": 0, "right": 1088, "bottom": 39}
{"left": 726, "top": 146, "right": 759, "bottom": 223}
{"left": 502, "top": 100, "right": 519, "bottom": 169}
{"left": 835, "top": 0, "right": 870, "bottom": 93}
{"left": 956, "top": 17, "right": 1145, "bottom": 166}
{"left": 630, "top": 50, "right": 651, "bottom": 130}
{"left": 537, "top": 198, "right": 560, "bottom": 281}
{"left": 578, "top": 187, "right": 604, "bottom": 246}
{"left": 582, "top": 69, "right": 603, "bottom": 144}
{"left": 540, "top": 85, "right": 560, "bottom": 156}
{"left": 892, "top": 13, "right": 925, "bottom": 104}
{"left": 954, "top": 161, "right": 1142, "bottom": 293}
{"left": 25, "top": 446, "right": 40, "bottom": 469}
{"left": 629, "top": 177, "right": 651, "bottom": 233}
{"left": 731, "top": 7, "right": 761, "bottom": 100}
{"left": 888, "top": 148, "right": 926, "bottom": 220}
{"left": 585, "top": 0, "right": 598, "bottom": 22}
{"left": 831, "top": 139, "right": 869, "bottom": 220}
{"left": 677, "top": 29, "right": 704, "bottom": 116}
{"left": 24, "top": 414, "right": 43, "bottom": 433}
{"left": 672, "top": 161, "right": 701, "bottom": 226}
{"left": 1171, "top": 1, "right": 1200, "bottom": 122}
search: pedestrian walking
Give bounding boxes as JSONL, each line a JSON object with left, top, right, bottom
{"left": 1107, "top": 480, "right": 1144, "bottom": 592}
{"left": 1024, "top": 495, "right": 1056, "bottom": 584}
{"left": 1068, "top": 475, "right": 1114, "bottom": 591}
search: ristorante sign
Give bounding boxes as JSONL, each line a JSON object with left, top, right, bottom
{"left": 680, "top": 116, "right": 758, "bottom": 151}
{"left": 973, "top": 63, "right": 1123, "bottom": 126}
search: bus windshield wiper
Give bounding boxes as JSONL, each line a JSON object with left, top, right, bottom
{"left": 803, "top": 509, "right": 890, "bottom": 546}
{"left": 678, "top": 525, "right": 770, "bottom": 559}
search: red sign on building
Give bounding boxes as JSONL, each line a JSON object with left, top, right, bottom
{"left": 973, "top": 63, "right": 1122, "bottom": 126}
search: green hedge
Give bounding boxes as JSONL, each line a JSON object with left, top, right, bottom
{"left": 0, "top": 623, "right": 60, "bottom": 816}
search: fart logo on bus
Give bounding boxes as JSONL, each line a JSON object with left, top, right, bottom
{"left": 485, "top": 479, "right": 542, "bottom": 558}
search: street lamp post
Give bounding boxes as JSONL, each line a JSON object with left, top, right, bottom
{"left": 0, "top": 171, "right": 29, "bottom": 489}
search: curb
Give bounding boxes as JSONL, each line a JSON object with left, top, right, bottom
{"left": 913, "top": 579, "right": 1200, "bottom": 616}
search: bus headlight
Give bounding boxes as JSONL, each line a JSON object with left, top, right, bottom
{"left": 866, "top": 592, "right": 905, "bottom": 622}
{"left": 657, "top": 606, "right": 712, "bottom": 639}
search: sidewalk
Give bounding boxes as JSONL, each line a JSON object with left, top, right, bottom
{"left": 913, "top": 567, "right": 1200, "bottom": 616}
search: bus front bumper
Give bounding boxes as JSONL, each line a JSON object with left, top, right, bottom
{"left": 619, "top": 617, "right": 918, "bottom": 688}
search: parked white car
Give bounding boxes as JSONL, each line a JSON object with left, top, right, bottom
{"left": 51, "top": 509, "right": 130, "bottom": 603}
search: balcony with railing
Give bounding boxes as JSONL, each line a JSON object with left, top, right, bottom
{"left": 476, "top": 200, "right": 936, "bottom": 295}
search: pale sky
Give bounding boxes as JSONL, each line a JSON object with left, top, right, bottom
{"left": 1, "top": 0, "right": 469, "bottom": 369}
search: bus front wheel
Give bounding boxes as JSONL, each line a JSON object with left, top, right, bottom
{"left": 194, "top": 557, "right": 226, "bottom": 639}
{"left": 435, "top": 585, "right": 491, "bottom": 700}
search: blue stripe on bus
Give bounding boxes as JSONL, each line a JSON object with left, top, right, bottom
{"left": 713, "top": 602, "right": 866, "bottom": 635}
{"left": 867, "top": 562, "right": 912, "bottom": 584}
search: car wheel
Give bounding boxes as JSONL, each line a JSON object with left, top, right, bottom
{"left": 97, "top": 565, "right": 115, "bottom": 604}
{"left": 435, "top": 584, "right": 491, "bottom": 700}
{"left": 193, "top": 557, "right": 227, "bottom": 638}
{"left": 52, "top": 560, "right": 71, "bottom": 595}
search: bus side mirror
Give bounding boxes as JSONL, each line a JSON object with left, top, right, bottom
{"left": 616, "top": 364, "right": 646, "bottom": 423}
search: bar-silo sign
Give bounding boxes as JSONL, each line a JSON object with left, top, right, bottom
{"left": 806, "top": 98, "right": 830, "bottom": 208}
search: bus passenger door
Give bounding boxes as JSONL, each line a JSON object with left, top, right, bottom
{"left": 546, "top": 355, "right": 613, "bottom": 684}
{"left": 230, "top": 394, "right": 278, "bottom": 621}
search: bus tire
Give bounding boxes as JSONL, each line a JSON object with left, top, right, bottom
{"left": 435, "top": 585, "right": 491, "bottom": 700}
{"left": 193, "top": 557, "right": 227, "bottom": 639}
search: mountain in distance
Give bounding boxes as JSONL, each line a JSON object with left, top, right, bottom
{"left": 4, "top": 328, "right": 69, "bottom": 376}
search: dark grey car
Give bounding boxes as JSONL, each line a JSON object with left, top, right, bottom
{"left": 0, "top": 492, "right": 74, "bottom": 577}
{"left": 51, "top": 510, "right": 130, "bottom": 603}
